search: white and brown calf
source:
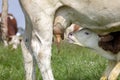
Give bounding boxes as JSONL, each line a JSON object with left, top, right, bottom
{"left": 67, "top": 26, "right": 120, "bottom": 80}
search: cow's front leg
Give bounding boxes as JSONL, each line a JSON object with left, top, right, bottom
{"left": 21, "top": 41, "right": 36, "bottom": 80}
{"left": 108, "top": 62, "right": 120, "bottom": 80}
{"left": 100, "top": 60, "right": 116, "bottom": 80}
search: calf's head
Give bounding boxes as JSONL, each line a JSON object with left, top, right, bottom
{"left": 67, "top": 28, "right": 100, "bottom": 48}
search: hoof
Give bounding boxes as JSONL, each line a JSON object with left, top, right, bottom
{"left": 100, "top": 76, "right": 107, "bottom": 80}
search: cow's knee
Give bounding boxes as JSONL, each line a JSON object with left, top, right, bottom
{"left": 31, "top": 32, "right": 52, "bottom": 67}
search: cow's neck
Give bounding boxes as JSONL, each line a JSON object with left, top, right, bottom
{"left": 92, "top": 45, "right": 116, "bottom": 60}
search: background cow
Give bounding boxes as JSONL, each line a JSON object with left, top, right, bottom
{"left": 9, "top": 27, "right": 24, "bottom": 49}
{"left": 0, "top": 13, "right": 19, "bottom": 49}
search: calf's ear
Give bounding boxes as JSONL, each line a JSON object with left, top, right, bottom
{"left": 73, "top": 24, "right": 81, "bottom": 32}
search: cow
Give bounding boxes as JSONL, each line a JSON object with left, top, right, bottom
{"left": 19, "top": 0, "right": 120, "bottom": 80}
{"left": 9, "top": 27, "right": 24, "bottom": 49}
{"left": 66, "top": 25, "right": 120, "bottom": 80}
{"left": 0, "top": 13, "right": 18, "bottom": 48}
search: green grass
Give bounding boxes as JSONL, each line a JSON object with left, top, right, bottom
{"left": 0, "top": 44, "right": 24, "bottom": 80}
{"left": 0, "top": 42, "right": 119, "bottom": 80}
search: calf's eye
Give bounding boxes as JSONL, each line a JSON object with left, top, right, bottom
{"left": 85, "top": 32, "right": 89, "bottom": 35}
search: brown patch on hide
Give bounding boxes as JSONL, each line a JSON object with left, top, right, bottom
{"left": 0, "top": 13, "right": 18, "bottom": 42}
{"left": 99, "top": 31, "right": 120, "bottom": 54}
{"left": 99, "top": 35, "right": 113, "bottom": 42}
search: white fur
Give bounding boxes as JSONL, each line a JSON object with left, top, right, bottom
{"left": 8, "top": 15, "right": 14, "bottom": 20}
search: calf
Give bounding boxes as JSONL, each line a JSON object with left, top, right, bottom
{"left": 66, "top": 25, "right": 120, "bottom": 80}
{"left": 0, "top": 13, "right": 18, "bottom": 48}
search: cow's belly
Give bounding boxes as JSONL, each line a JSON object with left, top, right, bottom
{"left": 59, "top": 0, "right": 120, "bottom": 33}
{"left": 78, "top": 8, "right": 120, "bottom": 33}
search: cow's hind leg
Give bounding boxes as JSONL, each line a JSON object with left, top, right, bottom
{"left": 31, "top": 32, "right": 54, "bottom": 80}
{"left": 21, "top": 41, "right": 36, "bottom": 80}
{"left": 31, "top": 15, "right": 54, "bottom": 80}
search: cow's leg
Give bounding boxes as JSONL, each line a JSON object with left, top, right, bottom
{"left": 108, "top": 62, "right": 120, "bottom": 80}
{"left": 19, "top": 1, "right": 55, "bottom": 79}
{"left": 100, "top": 60, "right": 117, "bottom": 80}
{"left": 21, "top": 41, "right": 36, "bottom": 80}
{"left": 31, "top": 15, "right": 54, "bottom": 80}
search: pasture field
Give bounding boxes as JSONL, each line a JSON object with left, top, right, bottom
{"left": 0, "top": 42, "right": 119, "bottom": 80}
